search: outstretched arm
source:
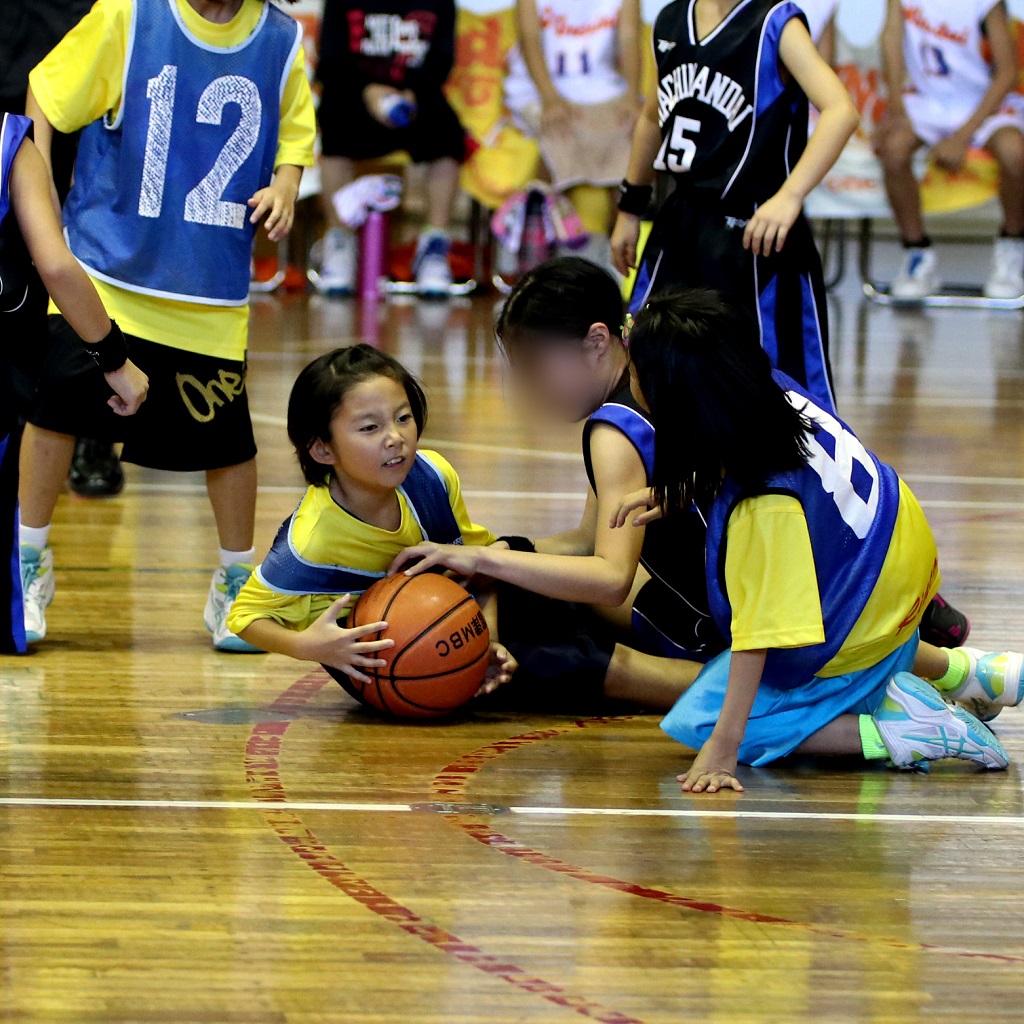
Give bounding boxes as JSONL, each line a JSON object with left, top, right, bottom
{"left": 238, "top": 596, "right": 394, "bottom": 684}
{"left": 24, "top": 87, "right": 61, "bottom": 218}
{"left": 390, "top": 426, "right": 649, "bottom": 606}
{"left": 743, "top": 18, "right": 858, "bottom": 256}
{"left": 611, "top": 88, "right": 662, "bottom": 274}
{"left": 10, "top": 137, "right": 149, "bottom": 416}
{"left": 679, "top": 648, "right": 766, "bottom": 794}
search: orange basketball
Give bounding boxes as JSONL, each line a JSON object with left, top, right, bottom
{"left": 330, "top": 573, "right": 490, "bottom": 718}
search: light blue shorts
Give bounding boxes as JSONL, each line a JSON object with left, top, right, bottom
{"left": 660, "top": 633, "right": 921, "bottom": 766}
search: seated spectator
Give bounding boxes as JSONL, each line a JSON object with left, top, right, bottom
{"left": 503, "top": 0, "right": 642, "bottom": 269}
{"left": 313, "top": 0, "right": 467, "bottom": 297}
{"left": 877, "top": 0, "right": 1024, "bottom": 300}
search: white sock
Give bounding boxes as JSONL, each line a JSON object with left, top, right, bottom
{"left": 219, "top": 546, "right": 256, "bottom": 569}
{"left": 20, "top": 523, "right": 52, "bottom": 550}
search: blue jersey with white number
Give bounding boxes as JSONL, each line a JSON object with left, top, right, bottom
{"left": 705, "top": 371, "right": 901, "bottom": 686}
{"left": 64, "top": 0, "right": 301, "bottom": 305}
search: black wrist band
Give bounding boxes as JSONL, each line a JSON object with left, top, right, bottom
{"left": 81, "top": 320, "right": 129, "bottom": 373}
{"left": 618, "top": 180, "right": 653, "bottom": 217}
{"left": 497, "top": 535, "right": 536, "bottom": 553}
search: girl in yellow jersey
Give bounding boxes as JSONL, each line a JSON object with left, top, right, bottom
{"left": 616, "top": 290, "right": 1023, "bottom": 793}
{"left": 18, "top": 0, "right": 315, "bottom": 651}
{"left": 227, "top": 345, "right": 517, "bottom": 692}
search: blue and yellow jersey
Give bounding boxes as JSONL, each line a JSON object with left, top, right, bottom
{"left": 723, "top": 480, "right": 940, "bottom": 677}
{"left": 707, "top": 371, "right": 941, "bottom": 682}
{"left": 29, "top": 0, "right": 316, "bottom": 361}
{"left": 227, "top": 450, "right": 496, "bottom": 635}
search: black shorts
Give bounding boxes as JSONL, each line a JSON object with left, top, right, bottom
{"left": 318, "top": 86, "right": 467, "bottom": 164}
{"left": 630, "top": 189, "right": 836, "bottom": 411}
{"left": 472, "top": 583, "right": 627, "bottom": 715}
{"left": 22, "top": 316, "right": 257, "bottom": 472}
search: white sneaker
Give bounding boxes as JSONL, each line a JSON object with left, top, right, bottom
{"left": 949, "top": 647, "right": 1024, "bottom": 723}
{"left": 20, "top": 544, "right": 55, "bottom": 644}
{"left": 872, "top": 672, "right": 1008, "bottom": 771}
{"left": 312, "top": 227, "right": 357, "bottom": 295}
{"left": 983, "top": 237, "right": 1024, "bottom": 299}
{"left": 890, "top": 246, "right": 940, "bottom": 301}
{"left": 203, "top": 564, "right": 264, "bottom": 653}
{"left": 414, "top": 230, "right": 452, "bottom": 297}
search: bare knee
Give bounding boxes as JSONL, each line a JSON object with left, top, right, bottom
{"left": 989, "top": 128, "right": 1024, "bottom": 181}
{"left": 878, "top": 127, "right": 919, "bottom": 173}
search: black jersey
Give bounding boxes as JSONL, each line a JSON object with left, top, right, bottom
{"left": 583, "top": 374, "right": 723, "bottom": 661}
{"left": 651, "top": 0, "right": 809, "bottom": 205}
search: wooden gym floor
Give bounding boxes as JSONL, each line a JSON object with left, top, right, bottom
{"left": 2, "top": 262, "right": 1024, "bottom": 1022}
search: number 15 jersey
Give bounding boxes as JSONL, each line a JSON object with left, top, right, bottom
{"left": 651, "top": 0, "right": 809, "bottom": 206}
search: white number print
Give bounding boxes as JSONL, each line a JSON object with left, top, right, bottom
{"left": 787, "top": 393, "right": 880, "bottom": 540}
{"left": 654, "top": 115, "right": 701, "bottom": 174}
{"left": 185, "top": 76, "right": 262, "bottom": 229}
{"left": 139, "top": 67, "right": 262, "bottom": 229}
{"left": 138, "top": 65, "right": 177, "bottom": 218}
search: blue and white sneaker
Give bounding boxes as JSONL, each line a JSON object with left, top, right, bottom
{"left": 204, "top": 564, "right": 263, "bottom": 653}
{"left": 873, "top": 672, "right": 1008, "bottom": 771}
{"left": 21, "top": 544, "right": 55, "bottom": 643}
{"left": 891, "top": 246, "right": 940, "bottom": 301}
{"left": 413, "top": 230, "right": 452, "bottom": 298}
{"left": 949, "top": 648, "right": 1024, "bottom": 723}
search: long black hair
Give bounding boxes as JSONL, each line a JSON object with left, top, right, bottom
{"left": 628, "top": 289, "right": 813, "bottom": 516}
{"left": 495, "top": 256, "right": 625, "bottom": 352}
{"left": 287, "top": 344, "right": 427, "bottom": 486}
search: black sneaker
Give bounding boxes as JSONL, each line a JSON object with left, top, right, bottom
{"left": 919, "top": 593, "right": 970, "bottom": 649}
{"left": 68, "top": 438, "right": 125, "bottom": 497}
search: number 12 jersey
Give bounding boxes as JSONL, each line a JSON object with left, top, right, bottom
{"left": 64, "top": 0, "right": 302, "bottom": 306}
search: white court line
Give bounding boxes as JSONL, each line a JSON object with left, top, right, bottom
{"left": 1, "top": 797, "right": 1022, "bottom": 825}
{"left": 0, "top": 798, "right": 410, "bottom": 813}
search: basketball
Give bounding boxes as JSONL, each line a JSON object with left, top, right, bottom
{"left": 329, "top": 573, "right": 491, "bottom": 718}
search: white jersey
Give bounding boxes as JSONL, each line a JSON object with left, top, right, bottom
{"left": 504, "top": 0, "right": 628, "bottom": 112}
{"left": 902, "top": 0, "right": 999, "bottom": 118}
{"left": 798, "top": 0, "right": 838, "bottom": 44}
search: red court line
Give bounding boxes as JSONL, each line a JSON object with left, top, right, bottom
{"left": 245, "top": 671, "right": 647, "bottom": 1024}
{"left": 431, "top": 721, "right": 1024, "bottom": 966}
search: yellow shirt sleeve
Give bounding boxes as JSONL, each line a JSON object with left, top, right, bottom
{"left": 724, "top": 494, "right": 826, "bottom": 652}
{"left": 226, "top": 573, "right": 338, "bottom": 636}
{"left": 29, "top": 0, "right": 131, "bottom": 133}
{"left": 277, "top": 50, "right": 316, "bottom": 169}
